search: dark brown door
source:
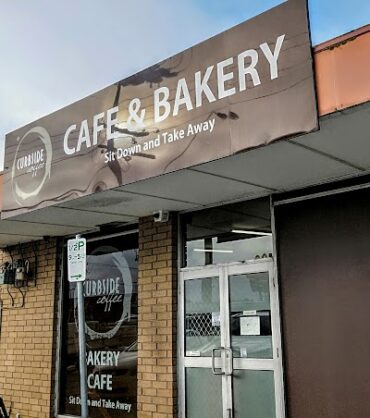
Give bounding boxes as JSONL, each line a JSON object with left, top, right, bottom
{"left": 275, "top": 188, "right": 370, "bottom": 418}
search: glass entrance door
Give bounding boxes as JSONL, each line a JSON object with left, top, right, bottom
{"left": 179, "top": 260, "right": 285, "bottom": 418}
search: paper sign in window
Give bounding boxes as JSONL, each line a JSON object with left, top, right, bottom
{"left": 212, "top": 312, "right": 220, "bottom": 327}
{"left": 186, "top": 351, "right": 201, "bottom": 357}
{"left": 240, "top": 347, "right": 248, "bottom": 358}
{"left": 243, "top": 310, "right": 257, "bottom": 316}
{"left": 240, "top": 316, "right": 261, "bottom": 336}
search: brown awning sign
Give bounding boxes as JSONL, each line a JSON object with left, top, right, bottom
{"left": 2, "top": 0, "right": 318, "bottom": 218}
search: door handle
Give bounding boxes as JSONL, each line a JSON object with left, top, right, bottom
{"left": 211, "top": 347, "right": 225, "bottom": 375}
{"left": 227, "top": 408, "right": 233, "bottom": 418}
{"left": 224, "top": 347, "right": 233, "bottom": 376}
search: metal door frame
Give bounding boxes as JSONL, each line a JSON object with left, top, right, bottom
{"left": 178, "top": 259, "right": 286, "bottom": 418}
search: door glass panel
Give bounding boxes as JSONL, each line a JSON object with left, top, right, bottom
{"left": 233, "top": 370, "right": 276, "bottom": 418}
{"left": 185, "top": 277, "right": 220, "bottom": 357}
{"left": 186, "top": 368, "right": 223, "bottom": 418}
{"left": 229, "top": 272, "right": 273, "bottom": 358}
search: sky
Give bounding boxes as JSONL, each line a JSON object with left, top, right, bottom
{"left": 1, "top": 0, "right": 370, "bottom": 170}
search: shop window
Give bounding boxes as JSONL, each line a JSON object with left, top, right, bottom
{"left": 182, "top": 198, "right": 272, "bottom": 267}
{"left": 59, "top": 232, "right": 138, "bottom": 417}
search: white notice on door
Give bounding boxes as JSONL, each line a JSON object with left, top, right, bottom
{"left": 186, "top": 351, "right": 201, "bottom": 357}
{"left": 240, "top": 316, "right": 261, "bottom": 336}
{"left": 243, "top": 310, "right": 257, "bottom": 316}
{"left": 212, "top": 312, "right": 220, "bottom": 327}
{"left": 240, "top": 347, "right": 248, "bottom": 358}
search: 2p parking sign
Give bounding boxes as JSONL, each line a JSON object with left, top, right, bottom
{"left": 67, "top": 237, "right": 87, "bottom": 282}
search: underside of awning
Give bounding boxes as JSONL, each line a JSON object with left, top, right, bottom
{"left": 0, "top": 101, "right": 369, "bottom": 247}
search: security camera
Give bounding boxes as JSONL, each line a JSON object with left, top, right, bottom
{"left": 153, "top": 210, "right": 169, "bottom": 223}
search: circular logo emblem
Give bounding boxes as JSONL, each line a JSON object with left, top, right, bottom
{"left": 74, "top": 245, "right": 134, "bottom": 340}
{"left": 11, "top": 126, "right": 52, "bottom": 205}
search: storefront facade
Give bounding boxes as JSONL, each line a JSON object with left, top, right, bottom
{"left": 0, "top": 1, "right": 370, "bottom": 417}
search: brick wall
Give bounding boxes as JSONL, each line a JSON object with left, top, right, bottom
{"left": 137, "top": 215, "right": 178, "bottom": 418}
{"left": 0, "top": 220, "right": 178, "bottom": 418}
{"left": 0, "top": 239, "right": 59, "bottom": 418}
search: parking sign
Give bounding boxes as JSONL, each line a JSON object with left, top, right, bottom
{"left": 67, "top": 237, "right": 87, "bottom": 282}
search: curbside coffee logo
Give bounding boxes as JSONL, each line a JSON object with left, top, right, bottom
{"left": 73, "top": 246, "right": 134, "bottom": 340}
{"left": 11, "top": 126, "right": 52, "bottom": 204}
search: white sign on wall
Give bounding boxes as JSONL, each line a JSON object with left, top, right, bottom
{"left": 67, "top": 237, "right": 87, "bottom": 282}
